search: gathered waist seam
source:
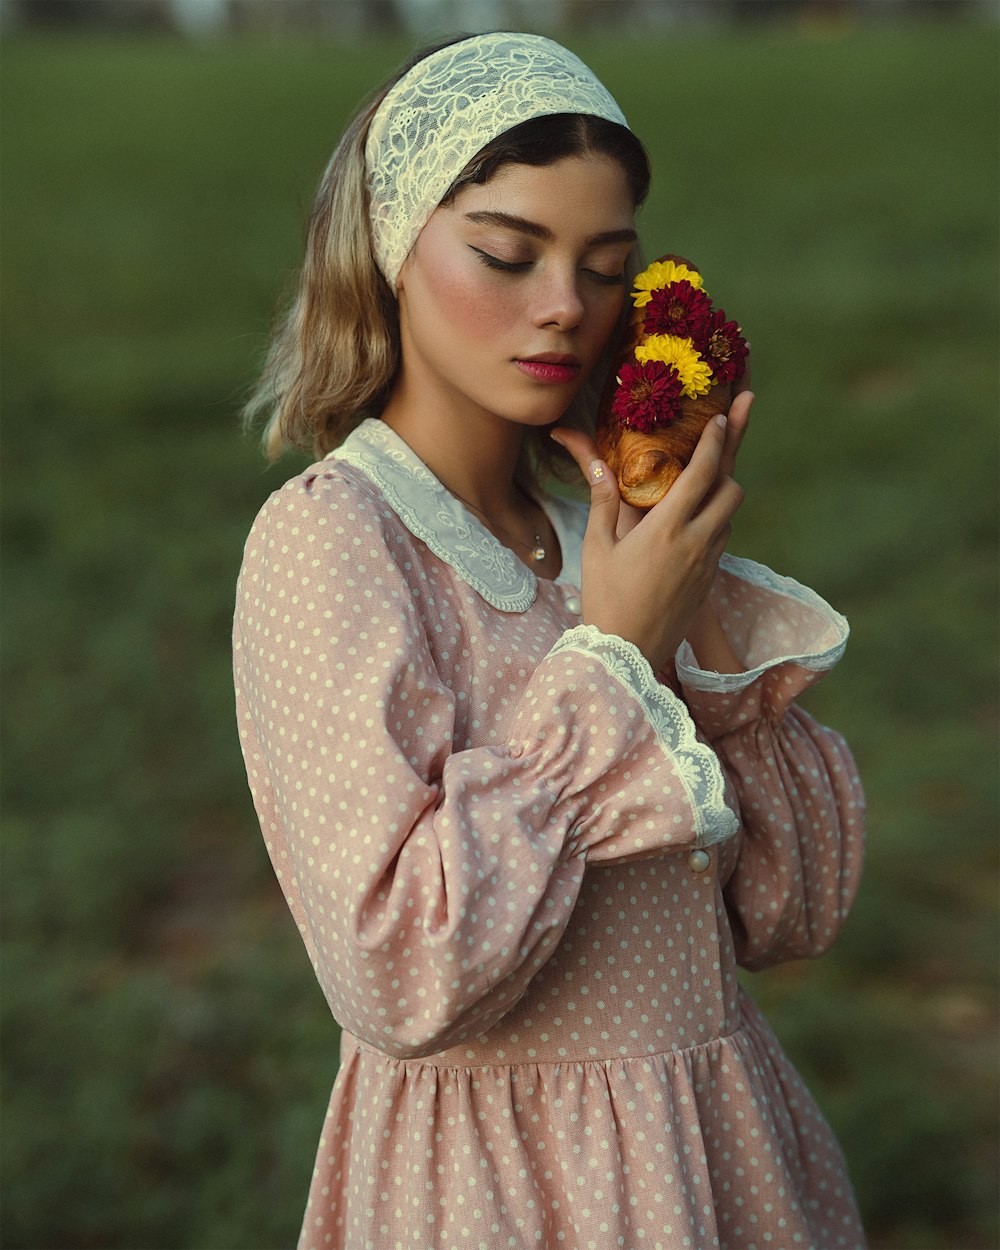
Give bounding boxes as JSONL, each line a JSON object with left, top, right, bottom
{"left": 348, "top": 1024, "right": 747, "bottom": 1072}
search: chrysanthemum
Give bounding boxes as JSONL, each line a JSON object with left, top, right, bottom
{"left": 611, "top": 360, "right": 683, "bottom": 432}
{"left": 700, "top": 309, "right": 749, "bottom": 383}
{"left": 634, "top": 334, "right": 713, "bottom": 398}
{"left": 643, "top": 280, "right": 712, "bottom": 340}
{"left": 632, "top": 259, "right": 704, "bottom": 308}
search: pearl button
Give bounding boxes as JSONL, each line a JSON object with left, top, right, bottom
{"left": 688, "top": 849, "right": 711, "bottom": 873}
{"left": 564, "top": 594, "right": 582, "bottom": 615}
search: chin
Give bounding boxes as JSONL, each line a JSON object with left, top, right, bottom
{"left": 505, "top": 393, "right": 585, "bottom": 429}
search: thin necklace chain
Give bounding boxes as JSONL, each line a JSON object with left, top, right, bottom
{"left": 449, "top": 486, "right": 547, "bottom": 563}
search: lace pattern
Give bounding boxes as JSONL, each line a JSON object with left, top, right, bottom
{"left": 329, "top": 419, "right": 537, "bottom": 612}
{"left": 365, "top": 33, "right": 628, "bottom": 287}
{"left": 549, "top": 624, "right": 739, "bottom": 847}
{"left": 676, "top": 554, "right": 849, "bottom": 693}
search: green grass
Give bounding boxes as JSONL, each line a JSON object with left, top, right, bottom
{"left": 3, "top": 25, "right": 997, "bottom": 1250}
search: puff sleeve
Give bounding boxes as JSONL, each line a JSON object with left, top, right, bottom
{"left": 675, "top": 556, "right": 866, "bottom": 971}
{"left": 233, "top": 469, "right": 738, "bottom": 1059}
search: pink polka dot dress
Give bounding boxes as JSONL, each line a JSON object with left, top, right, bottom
{"left": 233, "top": 419, "right": 867, "bottom": 1250}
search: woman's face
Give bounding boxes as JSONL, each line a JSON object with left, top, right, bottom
{"left": 394, "top": 153, "right": 637, "bottom": 433}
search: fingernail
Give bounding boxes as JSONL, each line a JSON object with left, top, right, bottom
{"left": 714, "top": 414, "right": 727, "bottom": 430}
{"left": 588, "top": 460, "right": 606, "bottom": 483}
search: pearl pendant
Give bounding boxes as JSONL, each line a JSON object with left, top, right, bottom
{"left": 531, "top": 541, "right": 546, "bottom": 562}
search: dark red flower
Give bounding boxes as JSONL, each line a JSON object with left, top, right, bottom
{"left": 699, "top": 308, "right": 749, "bottom": 383}
{"left": 610, "top": 360, "right": 683, "bottom": 433}
{"left": 642, "top": 280, "right": 712, "bottom": 340}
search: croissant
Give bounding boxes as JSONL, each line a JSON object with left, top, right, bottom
{"left": 595, "top": 254, "right": 749, "bottom": 510}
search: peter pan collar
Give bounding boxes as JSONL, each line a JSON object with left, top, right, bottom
{"left": 327, "top": 418, "right": 584, "bottom": 612}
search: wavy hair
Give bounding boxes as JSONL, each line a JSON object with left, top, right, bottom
{"left": 243, "top": 39, "right": 650, "bottom": 485}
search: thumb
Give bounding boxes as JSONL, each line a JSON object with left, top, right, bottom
{"left": 550, "top": 428, "right": 620, "bottom": 547}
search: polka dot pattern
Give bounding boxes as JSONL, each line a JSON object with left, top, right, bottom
{"left": 233, "top": 453, "right": 867, "bottom": 1250}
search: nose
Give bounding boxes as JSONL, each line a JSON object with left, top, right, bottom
{"left": 531, "top": 265, "right": 585, "bottom": 331}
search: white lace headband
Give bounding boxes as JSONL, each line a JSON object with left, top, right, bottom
{"left": 365, "top": 32, "right": 629, "bottom": 289}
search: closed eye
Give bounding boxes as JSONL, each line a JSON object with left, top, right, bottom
{"left": 584, "top": 268, "right": 626, "bottom": 287}
{"left": 470, "top": 247, "right": 531, "bottom": 274}
{"left": 471, "top": 247, "right": 626, "bottom": 286}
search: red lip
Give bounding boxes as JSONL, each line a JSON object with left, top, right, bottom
{"left": 518, "top": 353, "right": 581, "bottom": 366}
{"left": 515, "top": 353, "right": 581, "bottom": 384}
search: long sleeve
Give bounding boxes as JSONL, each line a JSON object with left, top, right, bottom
{"left": 675, "top": 556, "right": 865, "bottom": 971}
{"left": 233, "top": 467, "right": 737, "bottom": 1059}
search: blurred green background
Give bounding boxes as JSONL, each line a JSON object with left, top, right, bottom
{"left": 2, "top": 6, "right": 997, "bottom": 1249}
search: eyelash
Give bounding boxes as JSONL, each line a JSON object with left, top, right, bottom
{"left": 471, "top": 248, "right": 625, "bottom": 287}
{"left": 472, "top": 248, "right": 531, "bottom": 275}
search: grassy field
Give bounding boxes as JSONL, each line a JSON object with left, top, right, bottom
{"left": 2, "top": 23, "right": 997, "bottom": 1250}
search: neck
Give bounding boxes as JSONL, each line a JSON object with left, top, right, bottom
{"left": 380, "top": 394, "right": 528, "bottom": 518}
{"left": 378, "top": 387, "right": 560, "bottom": 577}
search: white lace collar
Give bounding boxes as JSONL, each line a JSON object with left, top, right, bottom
{"left": 328, "top": 418, "right": 584, "bottom": 612}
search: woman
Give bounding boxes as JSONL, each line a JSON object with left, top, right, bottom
{"left": 235, "top": 31, "right": 866, "bottom": 1250}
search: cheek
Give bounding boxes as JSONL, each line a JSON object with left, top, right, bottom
{"left": 587, "top": 292, "right": 626, "bottom": 354}
{"left": 422, "top": 254, "right": 519, "bottom": 343}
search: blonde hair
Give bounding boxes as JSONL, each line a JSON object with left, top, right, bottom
{"left": 243, "top": 42, "right": 649, "bottom": 485}
{"left": 242, "top": 82, "right": 398, "bottom": 462}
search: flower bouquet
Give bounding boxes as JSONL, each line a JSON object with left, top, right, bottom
{"left": 595, "top": 255, "right": 749, "bottom": 509}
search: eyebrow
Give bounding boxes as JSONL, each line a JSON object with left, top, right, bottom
{"left": 463, "top": 210, "right": 637, "bottom": 247}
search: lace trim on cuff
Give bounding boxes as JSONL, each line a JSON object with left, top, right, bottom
{"left": 549, "top": 625, "right": 738, "bottom": 847}
{"left": 676, "top": 554, "right": 850, "bottom": 694}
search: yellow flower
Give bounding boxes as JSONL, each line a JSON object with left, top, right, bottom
{"left": 632, "top": 259, "right": 704, "bottom": 307}
{"left": 634, "top": 334, "right": 713, "bottom": 398}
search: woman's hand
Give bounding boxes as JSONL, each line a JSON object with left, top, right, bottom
{"left": 682, "top": 389, "right": 753, "bottom": 671}
{"left": 552, "top": 390, "right": 753, "bottom": 675}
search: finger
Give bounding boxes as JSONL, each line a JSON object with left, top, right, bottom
{"left": 650, "top": 412, "right": 727, "bottom": 521}
{"left": 550, "top": 426, "right": 599, "bottom": 466}
{"left": 709, "top": 521, "right": 732, "bottom": 568}
{"left": 719, "top": 390, "right": 753, "bottom": 479}
{"left": 550, "top": 428, "right": 621, "bottom": 548}
{"left": 695, "top": 475, "right": 745, "bottom": 536}
{"left": 616, "top": 499, "right": 644, "bottom": 540}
